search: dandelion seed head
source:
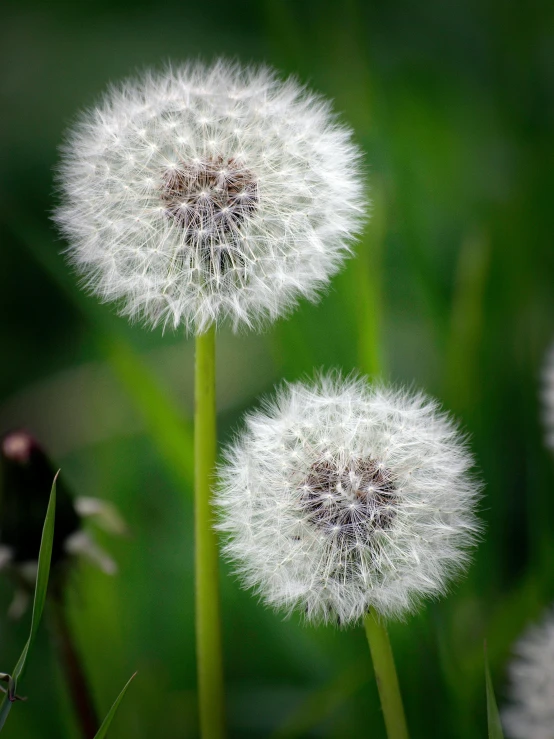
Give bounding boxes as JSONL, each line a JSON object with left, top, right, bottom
{"left": 54, "top": 60, "right": 366, "bottom": 332}
{"left": 215, "top": 374, "right": 481, "bottom": 624}
{"left": 542, "top": 343, "right": 554, "bottom": 450}
{"left": 503, "top": 608, "right": 554, "bottom": 739}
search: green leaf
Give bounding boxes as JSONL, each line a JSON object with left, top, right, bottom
{"left": 94, "top": 672, "right": 137, "bottom": 739}
{"left": 0, "top": 693, "right": 12, "bottom": 732}
{"left": 484, "top": 641, "right": 504, "bottom": 739}
{"left": 0, "top": 473, "right": 57, "bottom": 731}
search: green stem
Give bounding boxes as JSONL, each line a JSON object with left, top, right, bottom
{"left": 195, "top": 325, "right": 226, "bottom": 738}
{"left": 355, "top": 190, "right": 407, "bottom": 738}
{"left": 356, "top": 188, "right": 385, "bottom": 378}
{"left": 364, "top": 610, "right": 409, "bottom": 739}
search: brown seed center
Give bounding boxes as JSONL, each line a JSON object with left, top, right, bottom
{"left": 161, "top": 156, "right": 258, "bottom": 241}
{"left": 301, "top": 458, "right": 397, "bottom": 541}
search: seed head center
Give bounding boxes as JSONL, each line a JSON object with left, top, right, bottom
{"left": 302, "top": 458, "right": 397, "bottom": 540}
{"left": 161, "top": 156, "right": 258, "bottom": 242}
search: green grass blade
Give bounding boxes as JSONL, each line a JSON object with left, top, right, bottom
{"left": 94, "top": 672, "right": 137, "bottom": 739}
{"left": 103, "top": 336, "right": 194, "bottom": 486}
{"left": 444, "top": 230, "right": 490, "bottom": 412}
{"left": 12, "top": 472, "right": 58, "bottom": 687}
{"left": 484, "top": 642, "right": 504, "bottom": 739}
{"left": 353, "top": 185, "right": 386, "bottom": 379}
{"left": 0, "top": 473, "right": 57, "bottom": 730}
{"left": 0, "top": 695, "right": 12, "bottom": 732}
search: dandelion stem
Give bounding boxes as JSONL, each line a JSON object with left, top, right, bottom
{"left": 195, "top": 324, "right": 226, "bottom": 738}
{"left": 49, "top": 595, "right": 99, "bottom": 739}
{"left": 364, "top": 609, "right": 409, "bottom": 739}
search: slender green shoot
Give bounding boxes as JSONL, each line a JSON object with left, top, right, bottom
{"left": 195, "top": 325, "right": 225, "bottom": 738}
{"left": 355, "top": 185, "right": 386, "bottom": 378}
{"left": 93, "top": 672, "right": 137, "bottom": 739}
{"left": 364, "top": 610, "right": 409, "bottom": 739}
{"left": 444, "top": 230, "right": 490, "bottom": 412}
{"left": 0, "top": 473, "right": 58, "bottom": 731}
{"left": 484, "top": 641, "right": 504, "bottom": 739}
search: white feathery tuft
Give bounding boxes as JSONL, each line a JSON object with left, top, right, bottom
{"left": 542, "top": 343, "right": 554, "bottom": 450}
{"left": 215, "top": 373, "right": 481, "bottom": 625}
{"left": 502, "top": 607, "right": 554, "bottom": 739}
{"left": 54, "top": 60, "right": 366, "bottom": 333}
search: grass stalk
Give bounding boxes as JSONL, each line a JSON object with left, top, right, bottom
{"left": 194, "top": 325, "right": 225, "bottom": 738}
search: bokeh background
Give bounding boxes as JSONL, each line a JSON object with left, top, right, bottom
{"left": 1, "top": 0, "right": 553, "bottom": 736}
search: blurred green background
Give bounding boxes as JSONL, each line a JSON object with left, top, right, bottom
{"left": 1, "top": 0, "right": 553, "bottom": 736}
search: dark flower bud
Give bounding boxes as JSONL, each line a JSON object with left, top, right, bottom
{"left": 0, "top": 430, "right": 79, "bottom": 567}
{"left": 0, "top": 430, "right": 122, "bottom": 616}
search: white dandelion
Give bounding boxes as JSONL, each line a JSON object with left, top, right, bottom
{"left": 54, "top": 60, "right": 365, "bottom": 333}
{"left": 541, "top": 343, "right": 554, "bottom": 449}
{"left": 503, "top": 608, "right": 554, "bottom": 739}
{"left": 215, "top": 374, "right": 481, "bottom": 624}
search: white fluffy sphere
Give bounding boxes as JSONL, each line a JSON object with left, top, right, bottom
{"left": 542, "top": 343, "right": 554, "bottom": 449}
{"left": 54, "top": 61, "right": 366, "bottom": 332}
{"left": 503, "top": 608, "right": 554, "bottom": 739}
{"left": 215, "top": 374, "right": 481, "bottom": 624}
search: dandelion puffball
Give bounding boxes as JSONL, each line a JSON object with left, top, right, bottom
{"left": 54, "top": 61, "right": 366, "bottom": 332}
{"left": 216, "top": 375, "right": 481, "bottom": 624}
{"left": 502, "top": 608, "right": 554, "bottom": 739}
{"left": 542, "top": 343, "right": 554, "bottom": 449}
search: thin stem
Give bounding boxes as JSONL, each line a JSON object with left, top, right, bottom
{"left": 49, "top": 596, "right": 99, "bottom": 739}
{"left": 364, "top": 609, "right": 409, "bottom": 739}
{"left": 355, "top": 199, "right": 384, "bottom": 378}
{"left": 354, "top": 187, "right": 408, "bottom": 738}
{"left": 195, "top": 324, "right": 226, "bottom": 738}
